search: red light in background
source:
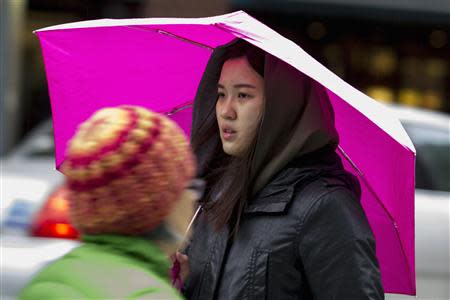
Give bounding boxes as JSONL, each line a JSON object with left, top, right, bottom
{"left": 32, "top": 221, "right": 79, "bottom": 239}
{"left": 30, "top": 186, "right": 80, "bottom": 240}
{"left": 54, "top": 223, "right": 70, "bottom": 235}
{"left": 50, "top": 196, "right": 69, "bottom": 212}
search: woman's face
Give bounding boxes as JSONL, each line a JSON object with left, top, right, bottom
{"left": 216, "top": 57, "right": 265, "bottom": 157}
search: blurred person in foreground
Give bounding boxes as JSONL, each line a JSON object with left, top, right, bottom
{"left": 19, "top": 105, "right": 196, "bottom": 300}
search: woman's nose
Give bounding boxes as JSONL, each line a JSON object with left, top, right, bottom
{"left": 219, "top": 98, "right": 237, "bottom": 120}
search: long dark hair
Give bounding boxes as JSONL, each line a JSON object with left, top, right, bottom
{"left": 191, "top": 42, "right": 265, "bottom": 236}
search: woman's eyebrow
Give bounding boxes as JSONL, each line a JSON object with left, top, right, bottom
{"left": 234, "top": 84, "right": 256, "bottom": 89}
{"left": 217, "top": 83, "right": 256, "bottom": 89}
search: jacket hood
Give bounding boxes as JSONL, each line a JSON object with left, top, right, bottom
{"left": 191, "top": 39, "right": 339, "bottom": 195}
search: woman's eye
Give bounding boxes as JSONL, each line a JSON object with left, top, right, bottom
{"left": 238, "top": 93, "right": 251, "bottom": 99}
{"left": 217, "top": 92, "right": 225, "bottom": 99}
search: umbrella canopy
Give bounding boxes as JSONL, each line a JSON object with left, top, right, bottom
{"left": 35, "top": 11, "right": 416, "bottom": 295}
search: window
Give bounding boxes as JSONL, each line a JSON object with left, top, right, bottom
{"left": 402, "top": 122, "right": 450, "bottom": 192}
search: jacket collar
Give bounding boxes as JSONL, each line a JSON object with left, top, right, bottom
{"left": 244, "top": 164, "right": 323, "bottom": 214}
{"left": 244, "top": 146, "right": 344, "bottom": 214}
{"left": 244, "top": 184, "right": 295, "bottom": 214}
{"left": 81, "top": 234, "right": 170, "bottom": 280}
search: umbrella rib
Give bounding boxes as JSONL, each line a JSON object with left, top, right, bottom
{"left": 122, "top": 25, "right": 214, "bottom": 50}
{"left": 164, "top": 101, "right": 193, "bottom": 116}
{"left": 157, "top": 30, "right": 214, "bottom": 51}
{"left": 337, "top": 145, "right": 395, "bottom": 223}
{"left": 338, "top": 145, "right": 415, "bottom": 291}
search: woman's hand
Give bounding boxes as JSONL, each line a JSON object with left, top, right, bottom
{"left": 171, "top": 251, "right": 189, "bottom": 284}
{"left": 175, "top": 252, "right": 189, "bottom": 281}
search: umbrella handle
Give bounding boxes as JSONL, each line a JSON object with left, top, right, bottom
{"left": 177, "top": 204, "right": 202, "bottom": 252}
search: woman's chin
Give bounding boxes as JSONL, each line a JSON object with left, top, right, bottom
{"left": 222, "top": 144, "right": 244, "bottom": 157}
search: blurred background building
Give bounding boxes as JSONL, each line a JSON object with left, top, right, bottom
{"left": 1, "top": 0, "right": 449, "bottom": 155}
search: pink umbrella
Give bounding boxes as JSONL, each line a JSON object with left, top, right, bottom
{"left": 35, "top": 11, "right": 416, "bottom": 295}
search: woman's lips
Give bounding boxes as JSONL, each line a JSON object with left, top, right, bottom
{"left": 222, "top": 128, "right": 236, "bottom": 141}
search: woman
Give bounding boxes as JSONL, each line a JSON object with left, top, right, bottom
{"left": 177, "top": 40, "right": 384, "bottom": 299}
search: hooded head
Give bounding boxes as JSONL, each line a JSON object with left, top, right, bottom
{"left": 191, "top": 40, "right": 339, "bottom": 232}
{"left": 61, "top": 105, "right": 196, "bottom": 236}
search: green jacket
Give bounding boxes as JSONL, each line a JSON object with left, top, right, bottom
{"left": 19, "top": 234, "right": 183, "bottom": 300}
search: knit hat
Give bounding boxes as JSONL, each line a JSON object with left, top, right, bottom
{"left": 60, "top": 105, "right": 196, "bottom": 235}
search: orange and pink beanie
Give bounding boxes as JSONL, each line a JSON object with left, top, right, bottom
{"left": 60, "top": 105, "right": 196, "bottom": 235}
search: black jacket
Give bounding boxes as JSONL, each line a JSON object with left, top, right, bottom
{"left": 184, "top": 149, "right": 384, "bottom": 300}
